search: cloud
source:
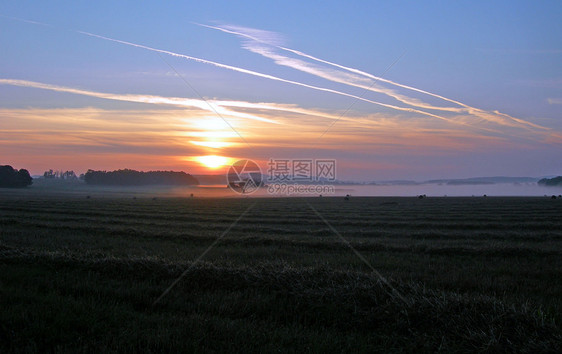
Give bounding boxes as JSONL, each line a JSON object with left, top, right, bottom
{"left": 76, "top": 31, "right": 461, "bottom": 124}
{"left": 0, "top": 78, "right": 394, "bottom": 129}
{"left": 0, "top": 78, "right": 280, "bottom": 124}
{"left": 2, "top": 78, "right": 559, "bottom": 147}
{"left": 203, "top": 23, "right": 550, "bottom": 132}
{"left": 547, "top": 98, "right": 562, "bottom": 105}
{"left": 6, "top": 16, "right": 544, "bottom": 133}
{"left": 200, "top": 23, "right": 286, "bottom": 46}
{"left": 0, "top": 97, "right": 552, "bottom": 177}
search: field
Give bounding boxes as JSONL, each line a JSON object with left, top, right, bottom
{"left": 1, "top": 191, "right": 561, "bottom": 352}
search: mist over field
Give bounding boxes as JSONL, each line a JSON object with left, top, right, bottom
{"left": 15, "top": 176, "right": 562, "bottom": 199}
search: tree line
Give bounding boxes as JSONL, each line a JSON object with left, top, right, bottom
{"left": 84, "top": 169, "right": 199, "bottom": 186}
{"left": 43, "top": 170, "right": 80, "bottom": 180}
{"left": 0, "top": 165, "right": 33, "bottom": 188}
{"left": 538, "top": 176, "right": 562, "bottom": 186}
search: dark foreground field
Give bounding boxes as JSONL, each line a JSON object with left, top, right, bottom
{"left": 1, "top": 192, "right": 561, "bottom": 352}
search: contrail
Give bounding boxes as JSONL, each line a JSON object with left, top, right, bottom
{"left": 200, "top": 24, "right": 470, "bottom": 108}
{"left": 249, "top": 44, "right": 547, "bottom": 130}
{"left": 202, "top": 23, "right": 548, "bottom": 131}
{"left": 0, "top": 16, "right": 540, "bottom": 131}
{"left": 0, "top": 14, "right": 54, "bottom": 28}
{"left": 76, "top": 30, "right": 457, "bottom": 124}
{"left": 0, "top": 78, "right": 280, "bottom": 124}
{"left": 246, "top": 43, "right": 465, "bottom": 114}
{"left": 1, "top": 79, "right": 555, "bottom": 141}
{"left": 0, "top": 15, "right": 459, "bottom": 124}
{"left": 0, "top": 78, "right": 369, "bottom": 126}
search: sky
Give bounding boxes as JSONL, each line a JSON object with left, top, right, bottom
{"left": 0, "top": 1, "right": 561, "bottom": 181}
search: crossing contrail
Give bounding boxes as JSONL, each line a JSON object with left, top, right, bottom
{"left": 199, "top": 23, "right": 470, "bottom": 108}
{"left": 76, "top": 30, "right": 457, "bottom": 124}
{"left": 202, "top": 23, "right": 548, "bottom": 131}
{"left": 0, "top": 16, "right": 460, "bottom": 124}
{"left": 0, "top": 15, "right": 547, "bottom": 133}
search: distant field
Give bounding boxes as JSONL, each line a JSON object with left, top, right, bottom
{"left": 1, "top": 192, "right": 561, "bottom": 352}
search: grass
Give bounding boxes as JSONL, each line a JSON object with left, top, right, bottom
{"left": 1, "top": 192, "right": 561, "bottom": 352}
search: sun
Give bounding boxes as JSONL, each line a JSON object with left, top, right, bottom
{"left": 196, "top": 155, "right": 229, "bottom": 169}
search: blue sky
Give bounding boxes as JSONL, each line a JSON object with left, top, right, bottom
{"left": 0, "top": 1, "right": 561, "bottom": 180}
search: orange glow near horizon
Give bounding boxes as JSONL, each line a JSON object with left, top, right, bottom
{"left": 194, "top": 155, "right": 231, "bottom": 169}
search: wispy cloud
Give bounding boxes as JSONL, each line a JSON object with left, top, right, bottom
{"left": 0, "top": 99, "right": 551, "bottom": 177}
{"left": 0, "top": 107, "right": 514, "bottom": 158}
{"left": 3, "top": 16, "right": 546, "bottom": 134}
{"left": 0, "top": 78, "right": 387, "bottom": 129}
{"left": 547, "top": 98, "right": 562, "bottom": 105}
{"left": 0, "top": 78, "right": 280, "bottom": 124}
{"left": 203, "top": 23, "right": 550, "bottom": 131}
{"left": 76, "top": 30, "right": 461, "bottom": 124}
{"left": 2, "top": 78, "right": 558, "bottom": 146}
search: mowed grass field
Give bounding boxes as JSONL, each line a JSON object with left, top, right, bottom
{"left": 1, "top": 192, "right": 561, "bottom": 352}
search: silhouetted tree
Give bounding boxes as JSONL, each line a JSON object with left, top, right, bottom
{"left": 84, "top": 169, "right": 198, "bottom": 186}
{"left": 43, "top": 169, "right": 55, "bottom": 179}
{"left": 538, "top": 176, "right": 562, "bottom": 186}
{"left": 0, "top": 165, "right": 33, "bottom": 188}
{"left": 43, "top": 169, "right": 80, "bottom": 181}
{"left": 44, "top": 170, "right": 77, "bottom": 180}
{"left": 62, "top": 171, "right": 77, "bottom": 180}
